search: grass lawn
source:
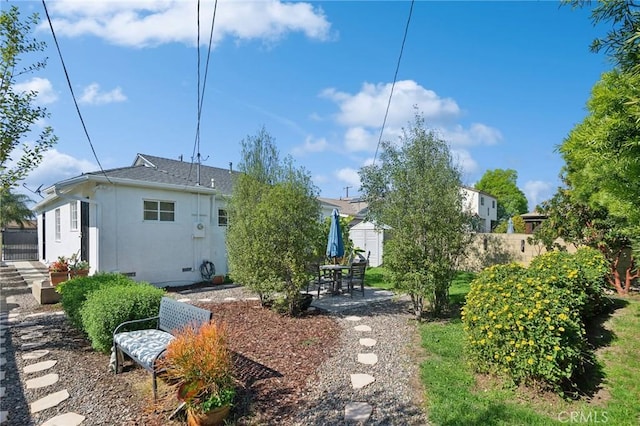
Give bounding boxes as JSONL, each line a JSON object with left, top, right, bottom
{"left": 419, "top": 274, "right": 640, "bottom": 425}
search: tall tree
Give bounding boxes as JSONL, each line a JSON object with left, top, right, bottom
{"left": 359, "top": 112, "right": 473, "bottom": 318}
{"left": 1, "top": 6, "right": 57, "bottom": 189}
{"left": 474, "top": 168, "right": 529, "bottom": 226}
{"left": 226, "top": 129, "right": 322, "bottom": 316}
{"left": 0, "top": 188, "right": 34, "bottom": 229}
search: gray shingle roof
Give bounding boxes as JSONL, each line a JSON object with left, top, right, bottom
{"left": 85, "top": 153, "right": 239, "bottom": 195}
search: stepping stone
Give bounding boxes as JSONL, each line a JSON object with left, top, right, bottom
{"left": 30, "top": 389, "right": 69, "bottom": 414}
{"left": 357, "top": 353, "right": 379, "bottom": 365}
{"left": 345, "top": 315, "right": 362, "bottom": 322}
{"left": 21, "top": 342, "right": 44, "bottom": 350}
{"left": 359, "top": 338, "right": 377, "bottom": 347}
{"left": 176, "top": 298, "right": 190, "bottom": 303}
{"left": 246, "top": 297, "right": 260, "bottom": 301}
{"left": 24, "top": 360, "right": 57, "bottom": 374}
{"left": 197, "top": 298, "right": 212, "bottom": 302}
{"left": 41, "top": 412, "right": 86, "bottom": 426}
{"left": 0, "top": 358, "right": 5, "bottom": 367}
{"left": 354, "top": 325, "right": 372, "bottom": 332}
{"left": 350, "top": 373, "right": 375, "bottom": 389}
{"left": 224, "top": 297, "right": 237, "bottom": 301}
{"left": 345, "top": 402, "right": 373, "bottom": 423}
{"left": 22, "top": 349, "right": 50, "bottom": 360}
{"left": 0, "top": 371, "right": 4, "bottom": 381}
{"left": 26, "top": 373, "right": 59, "bottom": 389}
{"left": 0, "top": 411, "right": 7, "bottom": 424}
{"left": 0, "top": 387, "right": 4, "bottom": 398}
{"left": 20, "top": 332, "right": 44, "bottom": 340}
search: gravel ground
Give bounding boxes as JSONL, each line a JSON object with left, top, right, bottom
{"left": 1, "top": 281, "right": 429, "bottom": 425}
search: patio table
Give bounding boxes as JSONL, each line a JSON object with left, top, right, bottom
{"left": 319, "top": 264, "right": 351, "bottom": 295}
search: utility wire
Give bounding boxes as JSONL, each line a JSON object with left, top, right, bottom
{"left": 373, "top": 0, "right": 415, "bottom": 165}
{"left": 41, "top": 0, "right": 112, "bottom": 184}
{"left": 188, "top": 0, "right": 218, "bottom": 184}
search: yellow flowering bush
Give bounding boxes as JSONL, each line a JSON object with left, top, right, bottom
{"left": 462, "top": 262, "right": 587, "bottom": 392}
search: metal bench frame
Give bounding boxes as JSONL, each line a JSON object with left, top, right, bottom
{"left": 112, "top": 297, "right": 212, "bottom": 400}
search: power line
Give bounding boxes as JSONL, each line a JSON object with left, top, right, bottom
{"left": 188, "top": 0, "right": 218, "bottom": 185}
{"left": 373, "top": 0, "right": 415, "bottom": 165}
{"left": 41, "top": 0, "right": 112, "bottom": 184}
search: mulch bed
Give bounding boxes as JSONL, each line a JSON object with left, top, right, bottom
{"left": 136, "top": 300, "right": 341, "bottom": 425}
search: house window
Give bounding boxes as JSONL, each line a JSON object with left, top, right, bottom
{"left": 70, "top": 201, "right": 78, "bottom": 231}
{"left": 55, "top": 208, "right": 61, "bottom": 241}
{"left": 492, "top": 200, "right": 495, "bottom": 209}
{"left": 218, "top": 209, "right": 228, "bottom": 226}
{"left": 480, "top": 196, "right": 485, "bottom": 206}
{"left": 143, "top": 200, "right": 175, "bottom": 222}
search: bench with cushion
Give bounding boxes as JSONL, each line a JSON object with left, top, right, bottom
{"left": 112, "top": 297, "right": 212, "bottom": 399}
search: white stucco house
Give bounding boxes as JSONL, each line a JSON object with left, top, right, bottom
{"left": 460, "top": 186, "right": 498, "bottom": 233}
{"left": 33, "top": 154, "right": 238, "bottom": 286}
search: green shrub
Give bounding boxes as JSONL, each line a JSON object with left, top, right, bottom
{"left": 80, "top": 283, "right": 165, "bottom": 353}
{"left": 56, "top": 273, "right": 137, "bottom": 329}
{"left": 462, "top": 263, "right": 586, "bottom": 392}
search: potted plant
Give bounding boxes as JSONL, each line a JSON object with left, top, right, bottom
{"left": 69, "top": 253, "right": 90, "bottom": 278}
{"left": 48, "top": 256, "right": 69, "bottom": 286}
{"left": 161, "top": 321, "right": 236, "bottom": 426}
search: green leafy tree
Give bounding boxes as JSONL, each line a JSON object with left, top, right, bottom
{"left": 474, "top": 169, "right": 528, "bottom": 227}
{"left": 493, "top": 214, "right": 525, "bottom": 234}
{"left": 0, "top": 188, "right": 34, "bottom": 229}
{"left": 1, "top": 6, "right": 57, "bottom": 189}
{"left": 226, "top": 128, "right": 322, "bottom": 315}
{"left": 359, "top": 112, "right": 474, "bottom": 318}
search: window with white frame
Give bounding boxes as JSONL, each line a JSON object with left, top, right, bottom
{"left": 143, "top": 200, "right": 175, "bottom": 222}
{"left": 70, "top": 201, "right": 78, "bottom": 231}
{"left": 492, "top": 200, "right": 495, "bottom": 209}
{"left": 218, "top": 209, "right": 228, "bottom": 226}
{"left": 55, "top": 208, "right": 61, "bottom": 241}
{"left": 480, "top": 196, "right": 485, "bottom": 206}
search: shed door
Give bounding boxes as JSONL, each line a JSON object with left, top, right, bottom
{"left": 80, "top": 201, "right": 89, "bottom": 262}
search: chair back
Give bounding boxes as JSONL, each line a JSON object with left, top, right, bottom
{"left": 158, "top": 297, "right": 212, "bottom": 335}
{"left": 350, "top": 262, "right": 366, "bottom": 282}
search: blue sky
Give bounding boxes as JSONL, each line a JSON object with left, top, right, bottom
{"left": 11, "top": 0, "right": 610, "bottom": 210}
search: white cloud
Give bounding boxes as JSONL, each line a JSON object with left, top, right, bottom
{"left": 13, "top": 77, "right": 58, "bottom": 104}
{"left": 292, "top": 136, "right": 329, "bottom": 156}
{"left": 439, "top": 123, "right": 502, "bottom": 146}
{"left": 22, "top": 149, "right": 97, "bottom": 194}
{"left": 335, "top": 167, "right": 361, "bottom": 190}
{"left": 450, "top": 149, "right": 478, "bottom": 175}
{"left": 44, "top": 1, "right": 332, "bottom": 48}
{"left": 321, "top": 80, "right": 460, "bottom": 128}
{"left": 523, "top": 180, "right": 553, "bottom": 211}
{"left": 79, "top": 83, "right": 127, "bottom": 105}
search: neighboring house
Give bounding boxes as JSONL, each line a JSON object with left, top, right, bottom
{"left": 460, "top": 187, "right": 498, "bottom": 233}
{"left": 521, "top": 211, "right": 548, "bottom": 234}
{"left": 33, "top": 154, "right": 239, "bottom": 286}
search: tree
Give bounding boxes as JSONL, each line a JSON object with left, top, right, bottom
{"left": 493, "top": 214, "right": 525, "bottom": 233}
{"left": 1, "top": 6, "right": 57, "bottom": 189}
{"left": 0, "top": 188, "right": 34, "bottom": 228}
{"left": 226, "top": 128, "right": 322, "bottom": 316}
{"left": 474, "top": 169, "right": 528, "bottom": 228}
{"left": 359, "top": 112, "right": 473, "bottom": 318}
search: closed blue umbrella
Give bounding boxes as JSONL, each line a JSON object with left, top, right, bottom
{"left": 326, "top": 208, "right": 345, "bottom": 263}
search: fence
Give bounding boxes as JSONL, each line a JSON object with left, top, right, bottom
{"left": 1, "top": 229, "right": 38, "bottom": 261}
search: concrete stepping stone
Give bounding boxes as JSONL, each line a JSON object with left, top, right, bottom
{"left": 350, "top": 373, "right": 375, "bottom": 389}
{"left": 30, "top": 389, "right": 69, "bottom": 414}
{"left": 0, "top": 371, "right": 5, "bottom": 381}
{"left": 359, "top": 338, "right": 377, "bottom": 347}
{"left": 26, "top": 373, "right": 59, "bottom": 389}
{"left": 357, "top": 353, "right": 379, "bottom": 365}
{"left": 22, "top": 349, "right": 50, "bottom": 360}
{"left": 21, "top": 342, "right": 44, "bottom": 350}
{"left": 223, "top": 297, "right": 237, "bottom": 301}
{"left": 345, "top": 402, "right": 373, "bottom": 423}
{"left": 354, "top": 325, "right": 372, "bottom": 332}
{"left": 24, "top": 360, "right": 57, "bottom": 374}
{"left": 197, "top": 298, "right": 212, "bottom": 302}
{"left": 41, "top": 412, "right": 86, "bottom": 426}
{"left": 20, "top": 332, "right": 44, "bottom": 340}
{"left": 345, "top": 315, "right": 362, "bottom": 322}
{"left": 1, "top": 410, "right": 7, "bottom": 424}
{"left": 176, "top": 298, "right": 190, "bottom": 303}
{"left": 0, "top": 358, "right": 5, "bottom": 367}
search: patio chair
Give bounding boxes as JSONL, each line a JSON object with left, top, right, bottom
{"left": 343, "top": 262, "right": 366, "bottom": 297}
{"left": 305, "top": 262, "right": 334, "bottom": 298}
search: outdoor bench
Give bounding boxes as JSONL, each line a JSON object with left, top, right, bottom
{"left": 112, "top": 297, "right": 212, "bottom": 400}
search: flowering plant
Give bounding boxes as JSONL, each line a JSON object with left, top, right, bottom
{"left": 49, "top": 256, "right": 69, "bottom": 272}
{"left": 68, "top": 253, "right": 90, "bottom": 271}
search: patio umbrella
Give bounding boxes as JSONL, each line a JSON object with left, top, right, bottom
{"left": 326, "top": 208, "right": 345, "bottom": 263}
{"left": 507, "top": 217, "right": 514, "bottom": 234}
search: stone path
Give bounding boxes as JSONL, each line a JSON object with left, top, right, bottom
{"left": 344, "top": 314, "right": 375, "bottom": 422}
{"left": 0, "top": 262, "right": 85, "bottom": 425}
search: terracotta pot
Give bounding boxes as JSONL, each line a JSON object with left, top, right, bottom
{"left": 70, "top": 269, "right": 90, "bottom": 279}
{"left": 212, "top": 275, "right": 225, "bottom": 285}
{"left": 187, "top": 405, "right": 230, "bottom": 426}
{"left": 49, "top": 271, "right": 69, "bottom": 286}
